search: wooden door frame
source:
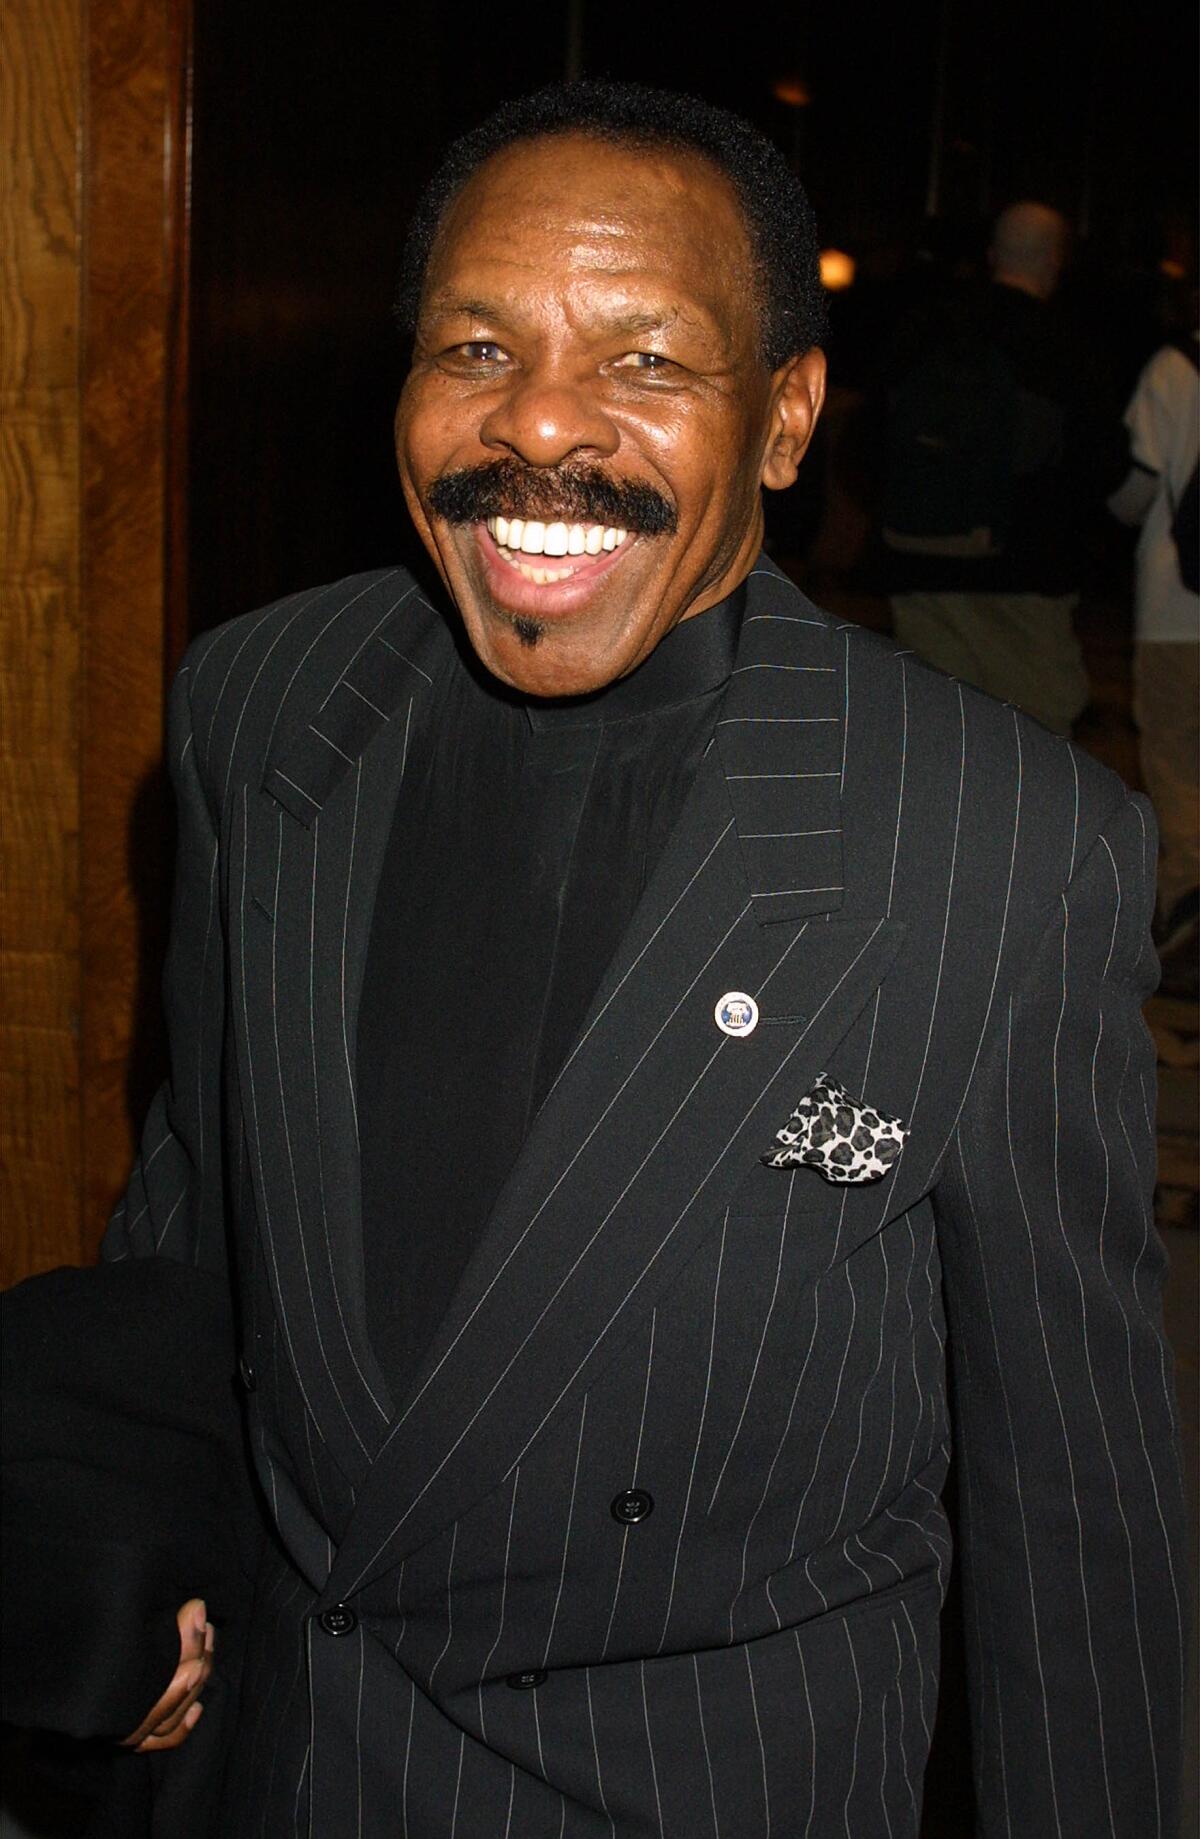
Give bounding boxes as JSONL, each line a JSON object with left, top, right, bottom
{"left": 77, "top": 0, "right": 193, "bottom": 1251}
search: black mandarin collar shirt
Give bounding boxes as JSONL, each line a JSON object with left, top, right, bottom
{"left": 358, "top": 586, "right": 744, "bottom": 1401}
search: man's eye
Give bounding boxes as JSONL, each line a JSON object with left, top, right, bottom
{"left": 614, "top": 351, "right": 677, "bottom": 374}
{"left": 447, "top": 341, "right": 509, "bottom": 365}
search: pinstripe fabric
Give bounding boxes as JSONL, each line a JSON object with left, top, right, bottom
{"left": 104, "top": 556, "right": 1186, "bottom": 1836}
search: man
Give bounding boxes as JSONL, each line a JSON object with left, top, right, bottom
{"left": 1108, "top": 319, "right": 1200, "bottom": 996}
{"left": 882, "top": 201, "right": 1094, "bottom": 734}
{"left": 81, "top": 83, "right": 1187, "bottom": 1834}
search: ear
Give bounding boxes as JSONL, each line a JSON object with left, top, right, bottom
{"left": 760, "top": 347, "right": 827, "bottom": 492}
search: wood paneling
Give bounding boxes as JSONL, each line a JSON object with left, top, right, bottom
{"left": 1, "top": 0, "right": 84, "bottom": 1285}
{"left": 80, "top": 0, "right": 183, "bottom": 1237}
{"left": 3, "top": 0, "right": 185, "bottom": 1283}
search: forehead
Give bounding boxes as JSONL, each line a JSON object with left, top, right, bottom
{"left": 423, "top": 134, "right": 756, "bottom": 332}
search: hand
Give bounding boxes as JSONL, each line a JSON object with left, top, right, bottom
{"left": 121, "top": 1598, "right": 214, "bottom": 1752}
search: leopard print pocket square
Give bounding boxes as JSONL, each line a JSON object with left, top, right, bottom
{"left": 760, "top": 1074, "right": 907, "bottom": 1183}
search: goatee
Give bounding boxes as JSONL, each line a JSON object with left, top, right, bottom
{"left": 511, "top": 615, "right": 545, "bottom": 649}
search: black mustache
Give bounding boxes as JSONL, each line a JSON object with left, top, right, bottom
{"left": 426, "top": 460, "right": 678, "bottom": 536}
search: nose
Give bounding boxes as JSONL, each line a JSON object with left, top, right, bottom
{"left": 477, "top": 368, "right": 619, "bottom": 468}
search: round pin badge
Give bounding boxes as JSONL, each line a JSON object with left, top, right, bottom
{"left": 715, "top": 991, "right": 759, "bottom": 1037}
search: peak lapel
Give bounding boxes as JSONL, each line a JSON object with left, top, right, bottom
{"left": 328, "top": 563, "right": 899, "bottom": 1599}
{"left": 231, "top": 583, "right": 447, "bottom": 1487}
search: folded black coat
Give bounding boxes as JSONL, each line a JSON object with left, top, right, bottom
{"left": 1, "top": 1257, "right": 259, "bottom": 1744}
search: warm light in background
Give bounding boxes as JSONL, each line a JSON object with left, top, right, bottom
{"left": 819, "top": 248, "right": 856, "bottom": 291}
{"left": 772, "top": 74, "right": 812, "bottom": 108}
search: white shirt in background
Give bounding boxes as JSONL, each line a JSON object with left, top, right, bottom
{"left": 1111, "top": 338, "right": 1200, "bottom": 643}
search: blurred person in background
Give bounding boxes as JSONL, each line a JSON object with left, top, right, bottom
{"left": 1109, "top": 309, "right": 1200, "bottom": 995}
{"left": 881, "top": 202, "right": 1102, "bottom": 733}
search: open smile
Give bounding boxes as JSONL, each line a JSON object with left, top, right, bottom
{"left": 486, "top": 515, "right": 629, "bottom": 580}
{"left": 472, "top": 517, "right": 640, "bottom": 615}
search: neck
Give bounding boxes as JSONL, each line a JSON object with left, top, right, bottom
{"left": 992, "top": 268, "right": 1050, "bottom": 301}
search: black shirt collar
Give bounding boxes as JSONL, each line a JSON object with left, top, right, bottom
{"left": 523, "top": 580, "right": 746, "bottom": 731}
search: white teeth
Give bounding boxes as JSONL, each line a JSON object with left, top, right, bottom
{"left": 486, "top": 517, "right": 631, "bottom": 565}
{"left": 518, "top": 559, "right": 574, "bottom": 585}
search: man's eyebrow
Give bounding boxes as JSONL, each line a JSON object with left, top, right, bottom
{"left": 422, "top": 298, "right": 710, "bottom": 340}
{"left": 594, "top": 307, "right": 682, "bottom": 336}
{"left": 422, "top": 295, "right": 508, "bottom": 323}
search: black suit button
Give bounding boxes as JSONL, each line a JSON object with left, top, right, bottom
{"left": 238, "top": 1356, "right": 257, "bottom": 1392}
{"left": 318, "top": 1604, "right": 357, "bottom": 1637}
{"left": 611, "top": 1488, "right": 654, "bottom": 1524}
{"left": 506, "top": 1669, "right": 547, "bottom": 1690}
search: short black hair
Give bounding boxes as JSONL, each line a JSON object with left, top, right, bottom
{"left": 396, "top": 80, "right": 828, "bottom": 370}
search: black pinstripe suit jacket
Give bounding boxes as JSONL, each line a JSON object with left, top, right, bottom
{"left": 105, "top": 555, "right": 1186, "bottom": 1838}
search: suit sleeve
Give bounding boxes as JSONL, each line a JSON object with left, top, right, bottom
{"left": 1, "top": 654, "right": 257, "bottom": 1744}
{"left": 0, "top": 1261, "right": 248, "bottom": 1738}
{"left": 933, "top": 792, "right": 1188, "bottom": 1838}
{"left": 103, "top": 650, "right": 230, "bottom": 1274}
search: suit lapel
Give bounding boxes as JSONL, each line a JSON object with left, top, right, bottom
{"left": 717, "top": 557, "right": 846, "bottom": 924}
{"left": 326, "top": 560, "right": 899, "bottom": 1599}
{"left": 231, "top": 585, "right": 449, "bottom": 1486}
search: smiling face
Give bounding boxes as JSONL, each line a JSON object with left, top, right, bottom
{"left": 396, "top": 133, "right": 826, "bottom": 697}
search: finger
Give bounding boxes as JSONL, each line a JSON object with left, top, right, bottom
{"left": 120, "top": 1652, "right": 212, "bottom": 1748}
{"left": 120, "top": 1602, "right": 209, "bottom": 1747}
{"left": 133, "top": 1701, "right": 204, "bottom": 1753}
{"left": 144, "top": 1668, "right": 209, "bottom": 1740}
{"left": 122, "top": 1691, "right": 187, "bottom": 1749}
{"left": 136, "top": 1656, "right": 212, "bottom": 1745}
{"left": 177, "top": 1598, "right": 208, "bottom": 1664}
{"left": 152, "top": 1652, "right": 212, "bottom": 1728}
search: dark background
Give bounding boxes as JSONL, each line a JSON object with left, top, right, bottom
{"left": 184, "top": 0, "right": 1198, "bottom": 636}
